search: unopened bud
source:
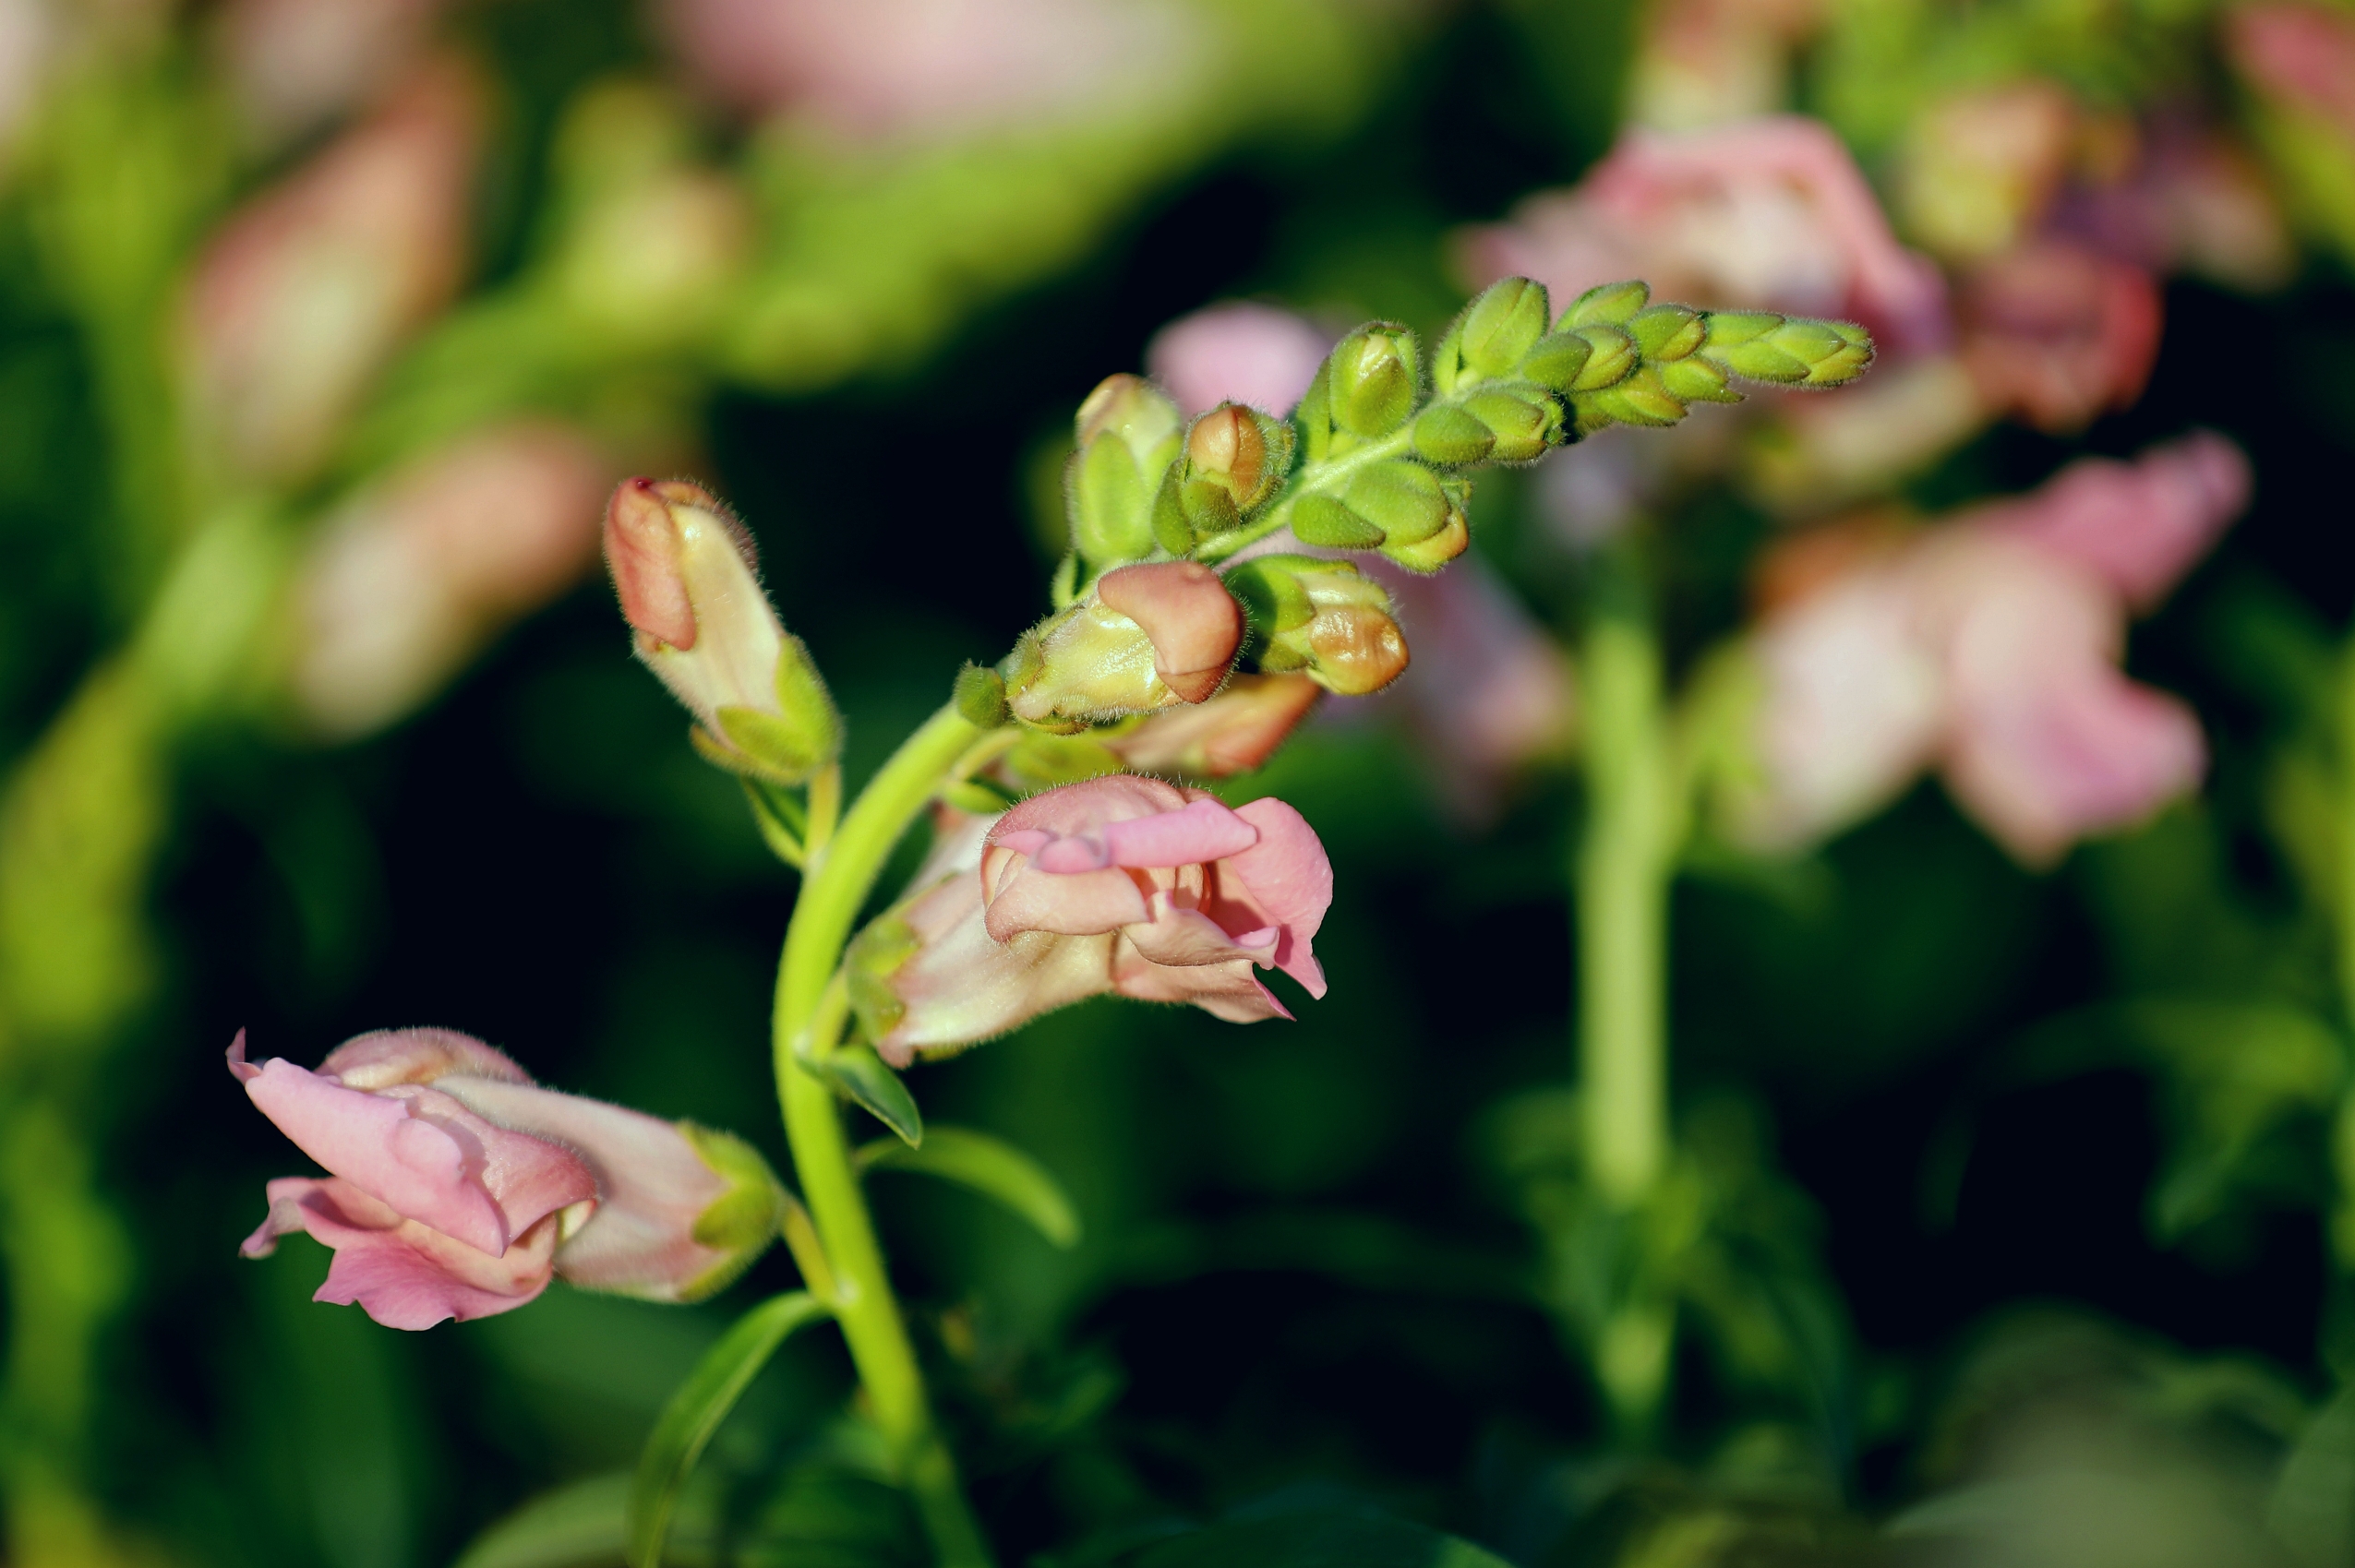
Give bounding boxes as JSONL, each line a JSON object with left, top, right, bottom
{"left": 1227, "top": 555, "right": 1411, "bottom": 696}
{"left": 1568, "top": 326, "right": 1640, "bottom": 390}
{"left": 1522, "top": 331, "right": 1596, "bottom": 392}
{"left": 1463, "top": 387, "right": 1565, "bottom": 462}
{"left": 1292, "top": 493, "right": 1388, "bottom": 549}
{"left": 1775, "top": 318, "right": 1874, "bottom": 386}
{"left": 955, "top": 663, "right": 1010, "bottom": 728}
{"left": 1346, "top": 461, "right": 1451, "bottom": 545}
{"left": 1657, "top": 356, "right": 1739, "bottom": 404}
{"left": 1563, "top": 280, "right": 1651, "bottom": 328}
{"left": 1456, "top": 278, "right": 1550, "bottom": 379}
{"left": 1576, "top": 366, "right": 1688, "bottom": 430}
{"left": 1067, "top": 375, "right": 1183, "bottom": 566}
{"left": 1328, "top": 324, "right": 1418, "bottom": 438}
{"left": 1005, "top": 560, "right": 1244, "bottom": 724}
{"left": 605, "top": 478, "right": 843, "bottom": 783}
{"left": 1413, "top": 403, "right": 1496, "bottom": 466}
{"left": 1382, "top": 475, "right": 1471, "bottom": 574}
{"left": 1700, "top": 312, "right": 1875, "bottom": 387}
{"left": 1172, "top": 402, "right": 1294, "bottom": 541}
{"left": 1106, "top": 673, "right": 1323, "bottom": 776}
{"left": 1627, "top": 305, "right": 1705, "bottom": 362}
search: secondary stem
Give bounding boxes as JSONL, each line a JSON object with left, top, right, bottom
{"left": 772, "top": 702, "right": 990, "bottom": 1568}
{"left": 1577, "top": 545, "right": 1672, "bottom": 1207}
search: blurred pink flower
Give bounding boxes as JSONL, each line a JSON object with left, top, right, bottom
{"left": 1626, "top": 0, "right": 1824, "bottom": 131}
{"left": 2229, "top": 3, "right": 2355, "bottom": 147}
{"left": 292, "top": 423, "right": 610, "bottom": 739}
{"left": 1147, "top": 301, "right": 1334, "bottom": 418}
{"left": 236, "top": 1028, "right": 774, "bottom": 1328}
{"left": 1731, "top": 432, "right": 2247, "bottom": 863}
{"left": 214, "top": 0, "right": 445, "bottom": 145}
{"left": 866, "top": 777, "right": 1331, "bottom": 1063}
{"left": 2058, "top": 117, "right": 2293, "bottom": 291}
{"left": 181, "top": 57, "right": 480, "bottom": 480}
{"left": 1957, "top": 240, "right": 2163, "bottom": 434}
{"left": 1368, "top": 555, "right": 1574, "bottom": 823}
{"left": 1463, "top": 116, "right": 1950, "bottom": 353}
{"left": 658, "top": 0, "right": 1195, "bottom": 142}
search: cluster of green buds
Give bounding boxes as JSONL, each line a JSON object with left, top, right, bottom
{"left": 1003, "top": 276, "right": 1874, "bottom": 727}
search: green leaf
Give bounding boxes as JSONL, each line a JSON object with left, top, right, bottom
{"left": 809, "top": 1044, "right": 923, "bottom": 1145}
{"left": 1121, "top": 1509, "right": 1513, "bottom": 1568}
{"left": 857, "top": 1125, "right": 1082, "bottom": 1248}
{"left": 453, "top": 1473, "right": 629, "bottom": 1568}
{"left": 626, "top": 1291, "right": 831, "bottom": 1568}
{"left": 739, "top": 777, "right": 806, "bottom": 868}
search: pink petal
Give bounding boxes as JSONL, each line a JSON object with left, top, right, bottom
{"left": 1099, "top": 796, "right": 1260, "bottom": 868}
{"left": 243, "top": 1058, "right": 593, "bottom": 1255}
{"left": 991, "top": 773, "right": 1193, "bottom": 841}
{"left": 1218, "top": 797, "right": 1333, "bottom": 998}
{"left": 1110, "top": 936, "right": 1292, "bottom": 1023}
{"left": 1121, "top": 894, "right": 1276, "bottom": 970}
{"left": 245, "top": 1176, "right": 556, "bottom": 1330}
{"left": 1980, "top": 432, "right": 2249, "bottom": 610}
{"left": 227, "top": 1029, "right": 260, "bottom": 1083}
{"left": 980, "top": 860, "right": 1152, "bottom": 941}
{"left": 316, "top": 1026, "right": 536, "bottom": 1091}
{"left": 428, "top": 1077, "right": 729, "bottom": 1303}
{"left": 1097, "top": 561, "right": 1244, "bottom": 700}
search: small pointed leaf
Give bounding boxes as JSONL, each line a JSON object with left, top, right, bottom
{"left": 809, "top": 1044, "right": 923, "bottom": 1145}
{"left": 626, "top": 1292, "right": 831, "bottom": 1568}
{"left": 857, "top": 1125, "right": 1082, "bottom": 1248}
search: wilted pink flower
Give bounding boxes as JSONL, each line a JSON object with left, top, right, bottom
{"left": 1147, "top": 302, "right": 1334, "bottom": 418}
{"left": 235, "top": 1028, "right": 778, "bottom": 1329}
{"left": 1729, "top": 433, "right": 2247, "bottom": 863}
{"left": 292, "top": 423, "right": 609, "bottom": 739}
{"left": 1105, "top": 673, "right": 1322, "bottom": 777}
{"left": 1463, "top": 116, "right": 1950, "bottom": 353}
{"left": 182, "top": 57, "right": 480, "bottom": 480}
{"left": 214, "top": 0, "right": 446, "bottom": 145}
{"left": 658, "top": 0, "right": 1194, "bottom": 143}
{"left": 1958, "top": 240, "right": 2162, "bottom": 434}
{"left": 860, "top": 777, "right": 1332, "bottom": 1063}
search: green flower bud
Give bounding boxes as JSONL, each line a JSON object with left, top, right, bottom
{"left": 1656, "top": 355, "right": 1739, "bottom": 404}
{"left": 1227, "top": 555, "right": 1410, "bottom": 696}
{"left": 1568, "top": 326, "right": 1639, "bottom": 390}
{"left": 1380, "top": 476, "right": 1470, "bottom": 575}
{"left": 1344, "top": 460, "right": 1450, "bottom": 545}
{"left": 1626, "top": 305, "right": 1705, "bottom": 361}
{"left": 1576, "top": 365, "right": 1688, "bottom": 430}
{"left": 1065, "top": 374, "right": 1182, "bottom": 567}
{"left": 1697, "top": 313, "right": 1875, "bottom": 387}
{"left": 954, "top": 662, "right": 1009, "bottom": 727}
{"left": 1775, "top": 318, "right": 1874, "bottom": 386}
{"left": 1562, "top": 280, "right": 1651, "bottom": 328}
{"left": 1004, "top": 562, "right": 1244, "bottom": 724}
{"left": 1413, "top": 402, "right": 1496, "bottom": 465}
{"left": 1172, "top": 402, "right": 1294, "bottom": 542}
{"left": 1292, "top": 492, "right": 1387, "bottom": 549}
{"left": 1521, "top": 330, "right": 1596, "bottom": 392}
{"left": 1457, "top": 278, "right": 1550, "bottom": 379}
{"left": 1328, "top": 323, "right": 1419, "bottom": 437}
{"left": 1463, "top": 386, "right": 1565, "bottom": 462}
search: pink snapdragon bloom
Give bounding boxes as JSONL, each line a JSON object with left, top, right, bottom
{"left": 291, "top": 422, "right": 609, "bottom": 739}
{"left": 658, "top": 0, "right": 1193, "bottom": 143}
{"left": 1105, "top": 673, "right": 1323, "bottom": 777}
{"left": 235, "top": 1029, "right": 777, "bottom": 1328}
{"left": 1957, "top": 241, "right": 2162, "bottom": 434}
{"left": 861, "top": 777, "right": 1332, "bottom": 1063}
{"left": 181, "top": 57, "right": 480, "bottom": 480}
{"left": 1147, "top": 301, "right": 1334, "bottom": 419}
{"left": 1730, "top": 432, "right": 2249, "bottom": 863}
{"left": 1463, "top": 116, "right": 1949, "bottom": 353}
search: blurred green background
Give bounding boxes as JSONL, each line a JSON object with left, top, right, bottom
{"left": 11, "top": 0, "right": 2355, "bottom": 1564}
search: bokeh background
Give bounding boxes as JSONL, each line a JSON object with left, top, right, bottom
{"left": 9, "top": 0, "right": 2355, "bottom": 1564}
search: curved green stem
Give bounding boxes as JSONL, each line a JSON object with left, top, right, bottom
{"left": 772, "top": 703, "right": 990, "bottom": 1568}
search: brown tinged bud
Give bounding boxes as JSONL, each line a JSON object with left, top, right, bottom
{"left": 603, "top": 478, "right": 842, "bottom": 783}
{"left": 1169, "top": 402, "right": 1294, "bottom": 541}
{"left": 1004, "top": 561, "right": 1244, "bottom": 724}
{"left": 1226, "top": 555, "right": 1412, "bottom": 697}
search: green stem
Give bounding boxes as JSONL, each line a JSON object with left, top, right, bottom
{"left": 1576, "top": 547, "right": 1673, "bottom": 1211}
{"left": 772, "top": 703, "right": 990, "bottom": 1568}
